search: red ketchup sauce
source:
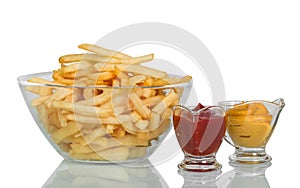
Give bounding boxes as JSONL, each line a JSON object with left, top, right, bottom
{"left": 173, "top": 103, "right": 226, "bottom": 156}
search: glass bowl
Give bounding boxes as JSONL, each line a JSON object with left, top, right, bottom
{"left": 219, "top": 99, "right": 285, "bottom": 164}
{"left": 18, "top": 72, "right": 192, "bottom": 163}
{"left": 173, "top": 105, "right": 226, "bottom": 172}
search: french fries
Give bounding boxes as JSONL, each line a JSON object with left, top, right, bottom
{"left": 26, "top": 43, "right": 192, "bottom": 161}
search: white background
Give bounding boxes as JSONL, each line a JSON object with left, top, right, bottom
{"left": 1, "top": 0, "right": 299, "bottom": 187}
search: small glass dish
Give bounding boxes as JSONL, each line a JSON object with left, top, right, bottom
{"left": 219, "top": 99, "right": 285, "bottom": 164}
{"left": 18, "top": 72, "right": 192, "bottom": 163}
{"left": 173, "top": 104, "right": 226, "bottom": 172}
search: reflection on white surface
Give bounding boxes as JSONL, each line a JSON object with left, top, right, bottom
{"left": 217, "top": 162, "right": 271, "bottom": 188}
{"left": 43, "top": 160, "right": 168, "bottom": 188}
{"left": 179, "top": 169, "right": 221, "bottom": 188}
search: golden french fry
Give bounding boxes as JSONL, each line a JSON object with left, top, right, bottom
{"left": 133, "top": 88, "right": 143, "bottom": 97}
{"left": 131, "top": 53, "right": 154, "bottom": 64}
{"left": 111, "top": 79, "right": 119, "bottom": 87}
{"left": 121, "top": 121, "right": 138, "bottom": 135}
{"left": 111, "top": 126, "right": 126, "bottom": 137}
{"left": 78, "top": 43, "right": 132, "bottom": 59}
{"left": 81, "top": 126, "right": 107, "bottom": 144}
{"left": 153, "top": 75, "right": 192, "bottom": 86}
{"left": 120, "top": 78, "right": 129, "bottom": 87}
{"left": 141, "top": 88, "right": 152, "bottom": 98}
{"left": 36, "top": 103, "right": 50, "bottom": 129}
{"left": 71, "top": 144, "right": 96, "bottom": 154}
{"left": 59, "top": 54, "right": 122, "bottom": 64}
{"left": 137, "top": 119, "right": 170, "bottom": 140}
{"left": 52, "top": 122, "right": 82, "bottom": 144}
{"left": 117, "top": 115, "right": 133, "bottom": 123}
{"left": 25, "top": 86, "right": 52, "bottom": 96}
{"left": 77, "top": 92, "right": 112, "bottom": 106}
{"left": 61, "top": 71, "right": 76, "bottom": 79}
{"left": 130, "top": 111, "right": 142, "bottom": 123}
{"left": 148, "top": 112, "right": 160, "bottom": 131}
{"left": 64, "top": 89, "right": 82, "bottom": 103}
{"left": 70, "top": 146, "right": 129, "bottom": 161}
{"left": 65, "top": 114, "right": 121, "bottom": 124}
{"left": 71, "top": 139, "right": 114, "bottom": 153}
{"left": 105, "top": 124, "right": 118, "bottom": 134}
{"left": 142, "top": 95, "right": 164, "bottom": 107}
{"left": 101, "top": 92, "right": 129, "bottom": 109}
{"left": 144, "top": 77, "right": 154, "bottom": 86}
{"left": 91, "top": 136, "right": 108, "bottom": 146}
{"left": 75, "top": 128, "right": 90, "bottom": 136}
{"left": 87, "top": 72, "right": 116, "bottom": 82}
{"left": 71, "top": 135, "right": 148, "bottom": 153}
{"left": 58, "top": 142, "right": 71, "bottom": 152}
{"left": 57, "top": 110, "right": 68, "bottom": 127}
{"left": 94, "top": 146, "right": 130, "bottom": 161}
{"left": 114, "top": 66, "right": 129, "bottom": 79}
{"left": 52, "top": 100, "right": 113, "bottom": 117}
{"left": 69, "top": 150, "right": 105, "bottom": 160}
{"left": 115, "top": 135, "right": 149, "bottom": 146}
{"left": 135, "top": 119, "right": 149, "bottom": 131}
{"left": 28, "top": 77, "right": 61, "bottom": 85}
{"left": 129, "top": 92, "right": 151, "bottom": 119}
{"left": 179, "top": 75, "right": 193, "bottom": 83}
{"left": 77, "top": 122, "right": 99, "bottom": 130}
{"left": 116, "top": 64, "right": 167, "bottom": 79}
{"left": 128, "top": 75, "right": 146, "bottom": 85}
{"left": 74, "top": 69, "right": 91, "bottom": 78}
{"left": 128, "top": 147, "right": 147, "bottom": 159}
{"left": 93, "top": 63, "right": 117, "bottom": 72}
{"left": 118, "top": 53, "right": 154, "bottom": 64}
{"left": 31, "top": 96, "right": 49, "bottom": 106}
{"left": 161, "top": 107, "right": 172, "bottom": 122}
{"left": 63, "top": 135, "right": 87, "bottom": 145}
{"left": 53, "top": 70, "right": 74, "bottom": 85}
{"left": 63, "top": 62, "right": 92, "bottom": 73}
{"left": 152, "top": 91, "right": 178, "bottom": 114}
{"left": 49, "top": 110, "right": 60, "bottom": 128}
{"left": 48, "top": 124, "right": 59, "bottom": 133}
{"left": 83, "top": 88, "right": 100, "bottom": 100}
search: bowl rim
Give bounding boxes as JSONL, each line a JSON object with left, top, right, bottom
{"left": 18, "top": 71, "right": 193, "bottom": 89}
{"left": 218, "top": 99, "right": 284, "bottom": 107}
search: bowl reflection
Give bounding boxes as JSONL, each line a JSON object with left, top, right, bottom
{"left": 178, "top": 169, "right": 221, "bottom": 188}
{"left": 43, "top": 160, "right": 168, "bottom": 188}
{"left": 217, "top": 162, "right": 271, "bottom": 188}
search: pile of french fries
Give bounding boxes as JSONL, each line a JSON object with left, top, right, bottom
{"left": 26, "top": 43, "right": 192, "bottom": 161}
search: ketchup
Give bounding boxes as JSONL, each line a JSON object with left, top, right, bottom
{"left": 173, "top": 103, "right": 225, "bottom": 156}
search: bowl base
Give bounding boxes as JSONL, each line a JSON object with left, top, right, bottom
{"left": 178, "top": 154, "right": 222, "bottom": 172}
{"left": 229, "top": 149, "right": 272, "bottom": 164}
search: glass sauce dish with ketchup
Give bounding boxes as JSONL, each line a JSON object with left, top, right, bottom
{"left": 173, "top": 103, "right": 226, "bottom": 172}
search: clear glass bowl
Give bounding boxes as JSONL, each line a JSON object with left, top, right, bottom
{"left": 173, "top": 105, "right": 226, "bottom": 172}
{"left": 18, "top": 72, "right": 192, "bottom": 163}
{"left": 219, "top": 99, "right": 285, "bottom": 164}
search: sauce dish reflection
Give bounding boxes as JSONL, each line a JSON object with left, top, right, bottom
{"left": 178, "top": 169, "right": 221, "bottom": 188}
{"left": 43, "top": 160, "right": 168, "bottom": 188}
{"left": 217, "top": 162, "right": 271, "bottom": 188}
